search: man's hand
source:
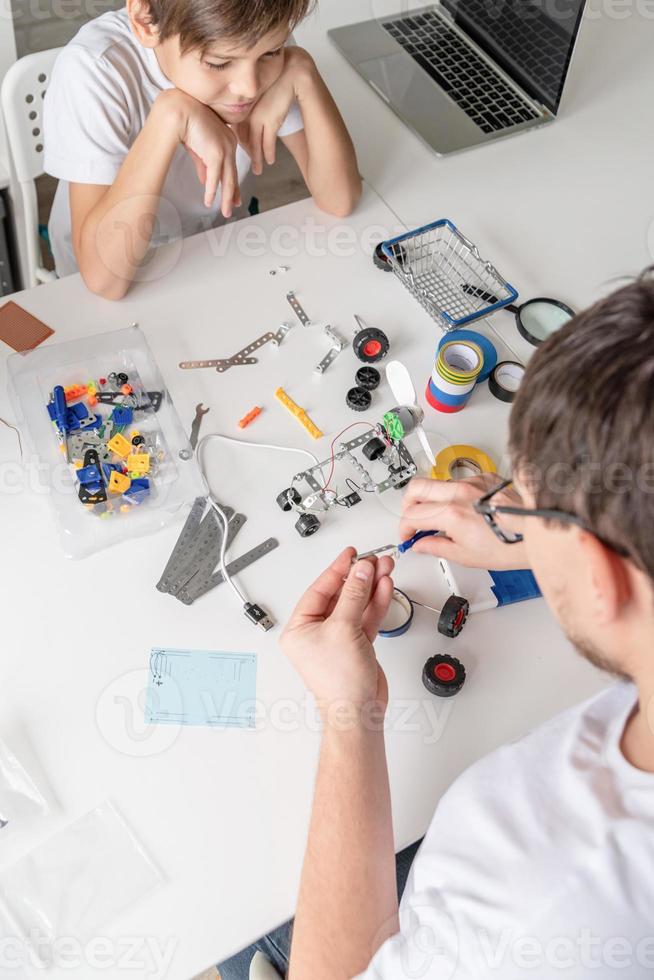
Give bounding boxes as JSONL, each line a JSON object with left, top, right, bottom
{"left": 399, "top": 474, "right": 531, "bottom": 571}
{"left": 234, "top": 47, "right": 315, "bottom": 176}
{"left": 280, "top": 548, "right": 394, "bottom": 718}
{"left": 158, "top": 89, "right": 242, "bottom": 217}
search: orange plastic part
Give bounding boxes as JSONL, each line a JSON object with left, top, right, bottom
{"left": 238, "top": 406, "right": 262, "bottom": 429}
{"left": 64, "top": 384, "right": 88, "bottom": 403}
{"left": 121, "top": 384, "right": 133, "bottom": 395}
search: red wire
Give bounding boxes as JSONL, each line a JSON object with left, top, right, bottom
{"left": 322, "top": 421, "right": 376, "bottom": 492}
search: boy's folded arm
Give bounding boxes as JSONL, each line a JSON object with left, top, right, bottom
{"left": 71, "top": 90, "right": 189, "bottom": 300}
{"left": 282, "top": 49, "right": 362, "bottom": 219}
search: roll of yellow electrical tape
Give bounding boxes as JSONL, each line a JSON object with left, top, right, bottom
{"left": 431, "top": 444, "right": 497, "bottom": 481}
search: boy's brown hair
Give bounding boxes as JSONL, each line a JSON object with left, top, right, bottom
{"left": 144, "top": 0, "right": 315, "bottom": 52}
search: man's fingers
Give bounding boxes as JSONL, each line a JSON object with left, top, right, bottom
{"left": 332, "top": 558, "right": 376, "bottom": 624}
{"left": 410, "top": 535, "right": 458, "bottom": 559}
{"left": 399, "top": 501, "right": 454, "bottom": 541}
{"left": 362, "top": 575, "right": 395, "bottom": 641}
{"left": 286, "top": 548, "right": 356, "bottom": 625}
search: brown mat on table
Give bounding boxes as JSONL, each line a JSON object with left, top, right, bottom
{"left": 0, "top": 301, "right": 54, "bottom": 351}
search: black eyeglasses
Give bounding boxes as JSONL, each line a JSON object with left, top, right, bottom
{"left": 473, "top": 478, "right": 630, "bottom": 557}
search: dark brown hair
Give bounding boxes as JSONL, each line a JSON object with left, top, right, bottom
{"left": 509, "top": 268, "right": 654, "bottom": 574}
{"left": 144, "top": 0, "right": 315, "bottom": 52}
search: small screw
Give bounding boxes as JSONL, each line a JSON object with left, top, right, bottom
{"left": 179, "top": 449, "right": 192, "bottom": 461}
{"left": 278, "top": 266, "right": 290, "bottom": 273}
{"left": 269, "top": 269, "right": 277, "bottom": 276}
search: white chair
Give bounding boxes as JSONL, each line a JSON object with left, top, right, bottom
{"left": 249, "top": 951, "right": 283, "bottom": 979}
{"left": 1, "top": 48, "right": 62, "bottom": 288}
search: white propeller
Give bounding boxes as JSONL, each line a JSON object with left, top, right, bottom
{"left": 385, "top": 360, "right": 435, "bottom": 466}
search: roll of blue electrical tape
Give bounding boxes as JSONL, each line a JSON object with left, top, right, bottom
{"left": 428, "top": 378, "right": 473, "bottom": 408}
{"left": 379, "top": 589, "right": 414, "bottom": 638}
{"left": 437, "top": 330, "right": 498, "bottom": 384}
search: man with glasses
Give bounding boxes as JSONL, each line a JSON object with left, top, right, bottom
{"left": 220, "top": 272, "right": 654, "bottom": 980}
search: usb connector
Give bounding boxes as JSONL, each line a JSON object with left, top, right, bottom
{"left": 244, "top": 603, "right": 275, "bottom": 631}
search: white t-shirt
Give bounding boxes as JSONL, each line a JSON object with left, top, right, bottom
{"left": 357, "top": 682, "right": 654, "bottom": 979}
{"left": 43, "top": 8, "right": 304, "bottom": 277}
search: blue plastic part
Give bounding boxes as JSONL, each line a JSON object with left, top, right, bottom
{"left": 111, "top": 406, "right": 133, "bottom": 426}
{"left": 102, "top": 463, "right": 120, "bottom": 480}
{"left": 49, "top": 386, "right": 68, "bottom": 431}
{"left": 488, "top": 570, "right": 542, "bottom": 607}
{"left": 70, "top": 402, "right": 89, "bottom": 420}
{"left": 437, "top": 329, "right": 498, "bottom": 384}
{"left": 124, "top": 477, "right": 150, "bottom": 503}
{"left": 398, "top": 530, "right": 442, "bottom": 554}
{"left": 65, "top": 411, "right": 80, "bottom": 431}
{"left": 380, "top": 219, "right": 519, "bottom": 327}
{"left": 84, "top": 414, "right": 103, "bottom": 430}
{"left": 77, "top": 464, "right": 102, "bottom": 485}
{"left": 427, "top": 378, "right": 473, "bottom": 407}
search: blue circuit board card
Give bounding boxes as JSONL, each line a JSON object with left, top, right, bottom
{"left": 146, "top": 648, "right": 257, "bottom": 728}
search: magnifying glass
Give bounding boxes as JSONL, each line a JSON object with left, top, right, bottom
{"left": 462, "top": 286, "right": 575, "bottom": 346}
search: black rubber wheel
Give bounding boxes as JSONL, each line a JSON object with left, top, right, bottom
{"left": 373, "top": 241, "right": 406, "bottom": 272}
{"left": 353, "top": 328, "right": 390, "bottom": 364}
{"left": 346, "top": 386, "right": 372, "bottom": 412}
{"left": 422, "top": 655, "right": 466, "bottom": 698}
{"left": 276, "top": 487, "right": 301, "bottom": 512}
{"left": 356, "top": 366, "right": 381, "bottom": 391}
{"left": 363, "top": 437, "right": 386, "bottom": 461}
{"left": 437, "top": 595, "right": 470, "bottom": 638}
{"left": 295, "top": 513, "right": 321, "bottom": 538}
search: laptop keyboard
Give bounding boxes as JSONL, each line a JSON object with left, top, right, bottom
{"left": 382, "top": 10, "right": 540, "bottom": 134}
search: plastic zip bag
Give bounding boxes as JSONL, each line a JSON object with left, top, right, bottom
{"left": 0, "top": 740, "right": 48, "bottom": 830}
{"left": 0, "top": 801, "right": 163, "bottom": 969}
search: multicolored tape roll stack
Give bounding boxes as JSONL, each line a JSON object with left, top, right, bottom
{"left": 426, "top": 339, "right": 484, "bottom": 413}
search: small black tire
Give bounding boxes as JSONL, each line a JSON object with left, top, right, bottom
{"left": 422, "top": 655, "right": 466, "bottom": 698}
{"left": 346, "top": 386, "right": 372, "bottom": 412}
{"left": 295, "top": 513, "right": 321, "bottom": 538}
{"left": 437, "top": 595, "right": 470, "bottom": 638}
{"left": 276, "top": 487, "right": 301, "bottom": 512}
{"left": 356, "top": 366, "right": 381, "bottom": 391}
{"left": 373, "top": 241, "right": 407, "bottom": 272}
{"left": 353, "top": 328, "right": 390, "bottom": 364}
{"left": 363, "top": 437, "right": 386, "bottom": 461}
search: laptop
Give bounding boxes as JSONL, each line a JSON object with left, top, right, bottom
{"left": 328, "top": 0, "right": 586, "bottom": 155}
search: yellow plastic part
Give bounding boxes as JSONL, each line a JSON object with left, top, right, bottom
{"left": 431, "top": 444, "right": 497, "bottom": 481}
{"left": 108, "top": 471, "right": 131, "bottom": 494}
{"left": 275, "top": 388, "right": 323, "bottom": 440}
{"left": 126, "top": 452, "right": 150, "bottom": 475}
{"left": 107, "top": 433, "right": 132, "bottom": 458}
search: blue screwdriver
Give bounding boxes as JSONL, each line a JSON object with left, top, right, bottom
{"left": 354, "top": 530, "right": 444, "bottom": 561}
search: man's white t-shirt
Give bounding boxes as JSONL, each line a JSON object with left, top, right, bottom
{"left": 357, "top": 682, "right": 654, "bottom": 979}
{"left": 43, "top": 8, "right": 304, "bottom": 277}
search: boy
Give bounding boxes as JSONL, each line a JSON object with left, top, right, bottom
{"left": 43, "top": 0, "right": 361, "bottom": 299}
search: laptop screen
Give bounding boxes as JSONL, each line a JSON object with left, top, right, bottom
{"left": 442, "top": 0, "right": 586, "bottom": 114}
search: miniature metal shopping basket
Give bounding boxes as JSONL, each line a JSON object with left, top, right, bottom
{"left": 381, "top": 219, "right": 518, "bottom": 331}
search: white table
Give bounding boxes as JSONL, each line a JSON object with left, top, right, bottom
{"left": 2, "top": 0, "right": 645, "bottom": 971}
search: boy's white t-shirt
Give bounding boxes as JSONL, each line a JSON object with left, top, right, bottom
{"left": 357, "top": 681, "right": 654, "bottom": 979}
{"left": 43, "top": 8, "right": 304, "bottom": 277}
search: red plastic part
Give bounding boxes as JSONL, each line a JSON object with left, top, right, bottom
{"left": 434, "top": 663, "right": 457, "bottom": 682}
{"left": 363, "top": 340, "right": 382, "bottom": 358}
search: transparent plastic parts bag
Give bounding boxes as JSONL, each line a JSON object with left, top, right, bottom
{"left": 7, "top": 324, "right": 206, "bottom": 559}
{"left": 0, "top": 740, "right": 48, "bottom": 830}
{"left": 0, "top": 802, "right": 163, "bottom": 969}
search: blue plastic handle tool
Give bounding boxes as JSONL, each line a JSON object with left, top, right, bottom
{"left": 397, "top": 530, "right": 441, "bottom": 554}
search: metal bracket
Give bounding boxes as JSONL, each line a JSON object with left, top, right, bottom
{"left": 178, "top": 323, "right": 292, "bottom": 373}
{"left": 287, "top": 291, "right": 312, "bottom": 327}
{"left": 314, "top": 324, "right": 346, "bottom": 375}
{"left": 156, "top": 497, "right": 278, "bottom": 605}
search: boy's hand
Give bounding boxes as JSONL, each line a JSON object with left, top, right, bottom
{"left": 159, "top": 89, "right": 242, "bottom": 217}
{"left": 399, "top": 474, "right": 531, "bottom": 571}
{"left": 280, "top": 548, "right": 394, "bottom": 721}
{"left": 234, "top": 47, "right": 315, "bottom": 176}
